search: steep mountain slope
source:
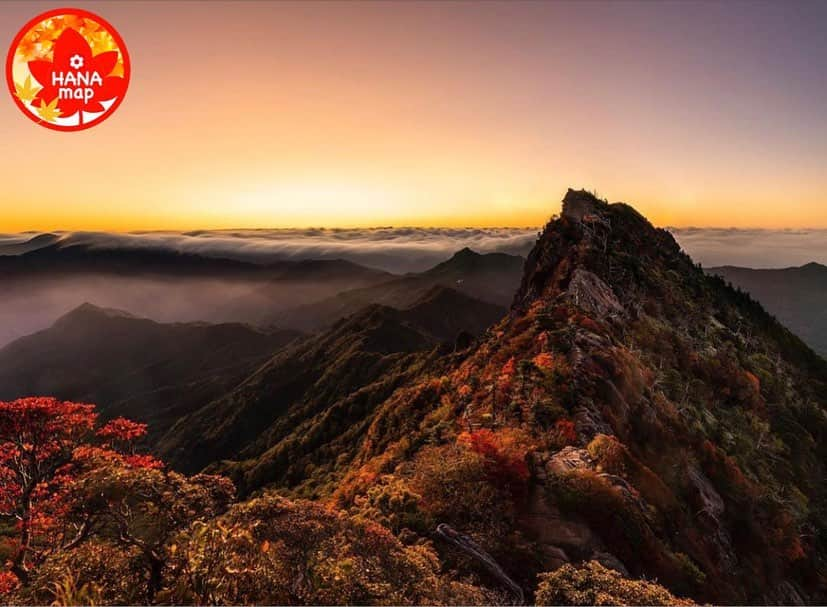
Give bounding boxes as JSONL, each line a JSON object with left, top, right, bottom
{"left": 400, "top": 286, "right": 506, "bottom": 343}
{"left": 158, "top": 292, "right": 483, "bottom": 492}
{"left": 0, "top": 304, "right": 301, "bottom": 439}
{"left": 708, "top": 262, "right": 827, "bottom": 355}
{"left": 320, "top": 190, "right": 827, "bottom": 604}
{"left": 276, "top": 248, "right": 521, "bottom": 331}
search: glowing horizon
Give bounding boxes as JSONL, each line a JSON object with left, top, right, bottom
{"left": 2, "top": 1, "right": 826, "bottom": 232}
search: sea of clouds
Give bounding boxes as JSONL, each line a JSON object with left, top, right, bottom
{"left": 0, "top": 228, "right": 542, "bottom": 273}
{"left": 2, "top": 227, "right": 827, "bottom": 273}
{"left": 669, "top": 228, "right": 827, "bottom": 269}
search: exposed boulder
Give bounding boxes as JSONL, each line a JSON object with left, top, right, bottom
{"left": 687, "top": 466, "right": 724, "bottom": 522}
{"left": 567, "top": 269, "right": 623, "bottom": 319}
{"left": 546, "top": 446, "right": 594, "bottom": 475}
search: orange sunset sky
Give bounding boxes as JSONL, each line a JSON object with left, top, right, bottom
{"left": 1, "top": 1, "right": 826, "bottom": 232}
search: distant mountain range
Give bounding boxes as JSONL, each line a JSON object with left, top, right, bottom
{"left": 0, "top": 228, "right": 538, "bottom": 274}
{"left": 276, "top": 247, "right": 522, "bottom": 331}
{"left": 0, "top": 242, "right": 519, "bottom": 452}
{"left": 0, "top": 240, "right": 525, "bottom": 347}
{"left": 708, "top": 262, "right": 827, "bottom": 355}
{"left": 160, "top": 286, "right": 498, "bottom": 488}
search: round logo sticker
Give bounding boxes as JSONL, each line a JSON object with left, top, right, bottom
{"left": 5, "top": 8, "right": 130, "bottom": 131}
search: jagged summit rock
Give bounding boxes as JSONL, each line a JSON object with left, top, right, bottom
{"left": 514, "top": 188, "right": 682, "bottom": 311}
{"left": 560, "top": 188, "right": 606, "bottom": 222}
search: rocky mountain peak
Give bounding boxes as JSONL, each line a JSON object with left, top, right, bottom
{"left": 398, "top": 189, "right": 827, "bottom": 604}
{"left": 560, "top": 188, "right": 607, "bottom": 222}
{"left": 514, "top": 189, "right": 686, "bottom": 313}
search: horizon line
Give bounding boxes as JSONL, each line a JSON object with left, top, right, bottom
{"left": 9, "top": 224, "right": 827, "bottom": 235}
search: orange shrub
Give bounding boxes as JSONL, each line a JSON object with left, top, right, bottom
{"left": 533, "top": 352, "right": 556, "bottom": 370}
{"left": 457, "top": 428, "right": 531, "bottom": 489}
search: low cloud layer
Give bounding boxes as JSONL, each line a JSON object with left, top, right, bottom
{"left": 671, "top": 228, "right": 827, "bottom": 269}
{"left": 1, "top": 228, "right": 541, "bottom": 273}
{"left": 4, "top": 227, "right": 827, "bottom": 274}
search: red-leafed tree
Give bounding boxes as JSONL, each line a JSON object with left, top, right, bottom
{"left": 457, "top": 428, "right": 530, "bottom": 492}
{"left": 0, "top": 397, "right": 158, "bottom": 585}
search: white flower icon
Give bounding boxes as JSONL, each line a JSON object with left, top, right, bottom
{"left": 69, "top": 54, "right": 84, "bottom": 69}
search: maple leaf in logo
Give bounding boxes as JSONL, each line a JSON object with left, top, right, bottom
{"left": 14, "top": 75, "right": 41, "bottom": 103}
{"left": 16, "top": 32, "right": 41, "bottom": 61}
{"left": 36, "top": 98, "right": 61, "bottom": 123}
{"left": 28, "top": 27, "right": 125, "bottom": 119}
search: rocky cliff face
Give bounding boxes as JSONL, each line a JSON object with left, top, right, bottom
{"left": 334, "top": 189, "right": 827, "bottom": 604}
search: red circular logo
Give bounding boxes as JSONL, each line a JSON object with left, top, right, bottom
{"left": 5, "top": 8, "right": 130, "bottom": 131}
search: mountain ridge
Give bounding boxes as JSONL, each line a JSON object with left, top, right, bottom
{"left": 708, "top": 262, "right": 827, "bottom": 355}
{"left": 159, "top": 298, "right": 463, "bottom": 488}
{"left": 323, "top": 189, "right": 827, "bottom": 603}
{"left": 274, "top": 249, "right": 522, "bottom": 331}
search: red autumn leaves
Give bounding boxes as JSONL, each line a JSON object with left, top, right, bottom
{"left": 28, "top": 27, "right": 125, "bottom": 119}
{"left": 0, "top": 397, "right": 159, "bottom": 583}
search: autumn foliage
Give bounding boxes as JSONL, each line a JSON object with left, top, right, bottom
{"left": 0, "top": 398, "right": 157, "bottom": 584}
{"left": 169, "top": 495, "right": 489, "bottom": 605}
{"left": 536, "top": 561, "right": 691, "bottom": 606}
{"left": 0, "top": 398, "right": 232, "bottom": 603}
{"left": 457, "top": 428, "right": 530, "bottom": 489}
{"left": 0, "top": 398, "right": 497, "bottom": 605}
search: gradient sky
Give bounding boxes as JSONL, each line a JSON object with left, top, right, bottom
{"left": 2, "top": 1, "right": 826, "bottom": 231}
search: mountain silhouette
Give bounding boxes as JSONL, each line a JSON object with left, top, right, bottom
{"left": 0, "top": 304, "right": 301, "bottom": 439}
{"left": 275, "top": 248, "right": 522, "bottom": 331}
